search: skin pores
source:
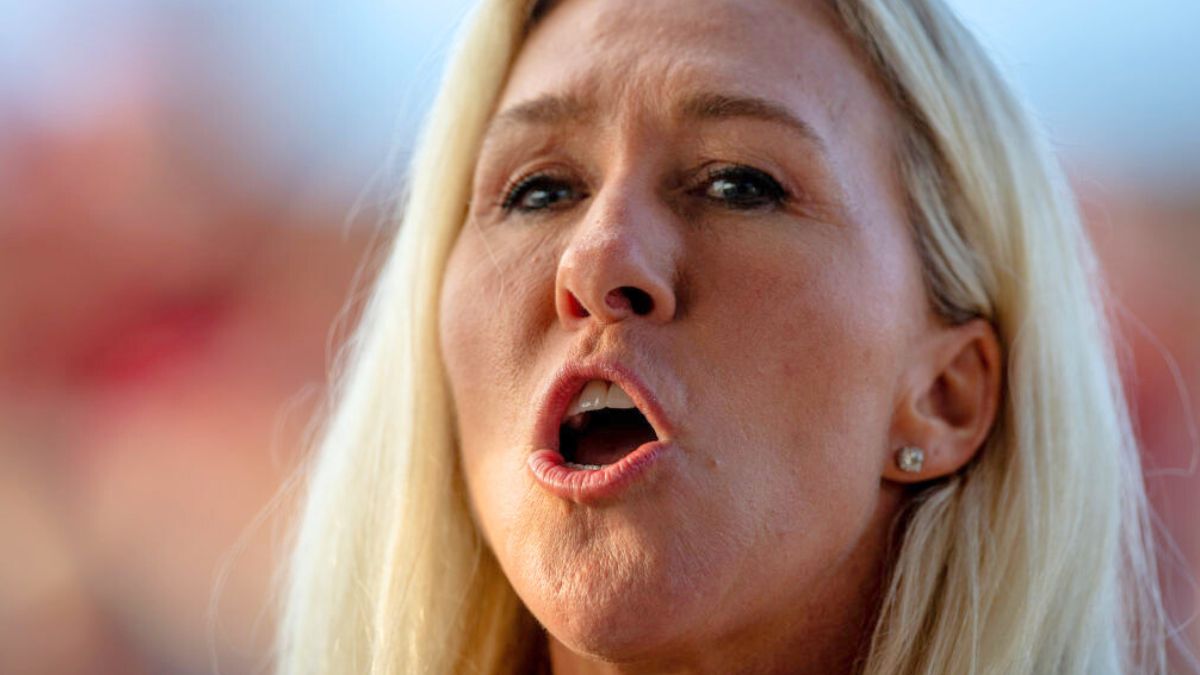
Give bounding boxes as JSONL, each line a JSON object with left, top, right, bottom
{"left": 438, "top": 0, "right": 939, "bottom": 671}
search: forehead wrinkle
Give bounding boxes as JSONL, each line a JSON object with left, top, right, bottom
{"left": 493, "top": 54, "right": 832, "bottom": 149}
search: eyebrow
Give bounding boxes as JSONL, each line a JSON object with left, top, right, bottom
{"left": 679, "top": 92, "right": 827, "bottom": 153}
{"left": 486, "top": 91, "right": 825, "bottom": 152}
{"left": 486, "top": 93, "right": 595, "bottom": 134}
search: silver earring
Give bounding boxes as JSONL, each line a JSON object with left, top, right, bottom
{"left": 895, "top": 446, "right": 925, "bottom": 473}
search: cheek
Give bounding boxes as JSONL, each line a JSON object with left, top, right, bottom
{"left": 440, "top": 226, "right": 554, "bottom": 403}
{"left": 683, "top": 232, "right": 909, "bottom": 549}
{"left": 695, "top": 233, "right": 903, "bottom": 438}
{"left": 438, "top": 227, "right": 558, "bottom": 538}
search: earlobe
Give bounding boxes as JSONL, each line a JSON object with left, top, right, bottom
{"left": 884, "top": 318, "right": 1002, "bottom": 484}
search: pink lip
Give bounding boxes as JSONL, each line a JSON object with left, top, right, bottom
{"left": 528, "top": 360, "right": 677, "bottom": 504}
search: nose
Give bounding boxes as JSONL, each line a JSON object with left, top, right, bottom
{"left": 555, "top": 181, "right": 680, "bottom": 328}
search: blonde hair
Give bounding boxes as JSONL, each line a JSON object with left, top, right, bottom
{"left": 276, "top": 1, "right": 1177, "bottom": 673}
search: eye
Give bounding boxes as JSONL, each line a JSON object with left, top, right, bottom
{"left": 501, "top": 173, "right": 583, "bottom": 213}
{"left": 699, "top": 165, "right": 789, "bottom": 210}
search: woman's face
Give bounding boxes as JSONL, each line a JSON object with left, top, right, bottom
{"left": 440, "top": 0, "right": 936, "bottom": 667}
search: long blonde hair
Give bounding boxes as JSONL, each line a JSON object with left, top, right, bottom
{"left": 276, "top": 1, "right": 1176, "bottom": 672}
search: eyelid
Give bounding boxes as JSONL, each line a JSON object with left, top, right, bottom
{"left": 491, "top": 160, "right": 802, "bottom": 217}
{"left": 499, "top": 173, "right": 547, "bottom": 211}
{"left": 497, "top": 165, "right": 584, "bottom": 212}
{"left": 692, "top": 163, "right": 791, "bottom": 203}
{"left": 701, "top": 163, "right": 785, "bottom": 187}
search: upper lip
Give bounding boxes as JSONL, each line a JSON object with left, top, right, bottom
{"left": 533, "top": 358, "right": 675, "bottom": 455}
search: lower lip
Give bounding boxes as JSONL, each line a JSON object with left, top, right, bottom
{"left": 528, "top": 440, "right": 673, "bottom": 504}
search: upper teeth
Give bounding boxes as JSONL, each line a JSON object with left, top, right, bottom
{"left": 565, "top": 379, "right": 638, "bottom": 418}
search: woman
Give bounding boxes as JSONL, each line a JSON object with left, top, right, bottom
{"left": 277, "top": 0, "right": 1182, "bottom": 672}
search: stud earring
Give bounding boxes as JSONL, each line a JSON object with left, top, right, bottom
{"left": 895, "top": 446, "right": 925, "bottom": 473}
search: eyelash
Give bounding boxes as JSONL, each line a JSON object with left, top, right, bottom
{"left": 693, "top": 165, "right": 790, "bottom": 210}
{"left": 499, "top": 172, "right": 583, "bottom": 213}
{"left": 498, "top": 164, "right": 790, "bottom": 214}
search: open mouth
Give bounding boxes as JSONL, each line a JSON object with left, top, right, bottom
{"left": 559, "top": 379, "right": 659, "bottom": 470}
{"left": 529, "top": 365, "right": 675, "bottom": 503}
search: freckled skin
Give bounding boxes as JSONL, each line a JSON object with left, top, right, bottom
{"left": 437, "top": 0, "right": 939, "bottom": 672}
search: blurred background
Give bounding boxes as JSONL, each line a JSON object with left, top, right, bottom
{"left": 0, "top": 0, "right": 1195, "bottom": 673}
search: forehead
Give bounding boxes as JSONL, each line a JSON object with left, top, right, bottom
{"left": 500, "top": 0, "right": 891, "bottom": 142}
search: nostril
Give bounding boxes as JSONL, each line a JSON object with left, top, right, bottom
{"left": 565, "top": 291, "right": 590, "bottom": 318}
{"left": 626, "top": 287, "right": 654, "bottom": 315}
{"left": 606, "top": 286, "right": 654, "bottom": 316}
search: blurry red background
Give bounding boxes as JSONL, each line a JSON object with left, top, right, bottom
{"left": 0, "top": 2, "right": 1195, "bottom": 673}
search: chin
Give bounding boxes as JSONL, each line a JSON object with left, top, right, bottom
{"left": 544, "top": 594, "right": 691, "bottom": 664}
{"left": 512, "top": 530, "right": 713, "bottom": 663}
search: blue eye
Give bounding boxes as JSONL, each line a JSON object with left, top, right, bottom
{"left": 701, "top": 166, "right": 788, "bottom": 210}
{"left": 501, "top": 174, "right": 580, "bottom": 213}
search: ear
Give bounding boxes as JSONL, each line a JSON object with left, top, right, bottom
{"left": 883, "top": 318, "right": 1002, "bottom": 484}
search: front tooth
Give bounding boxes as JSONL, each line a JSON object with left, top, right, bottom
{"left": 566, "top": 379, "right": 608, "bottom": 417}
{"left": 605, "top": 382, "right": 637, "bottom": 409}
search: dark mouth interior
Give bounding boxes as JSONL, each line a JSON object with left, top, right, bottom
{"left": 559, "top": 408, "right": 658, "bottom": 467}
